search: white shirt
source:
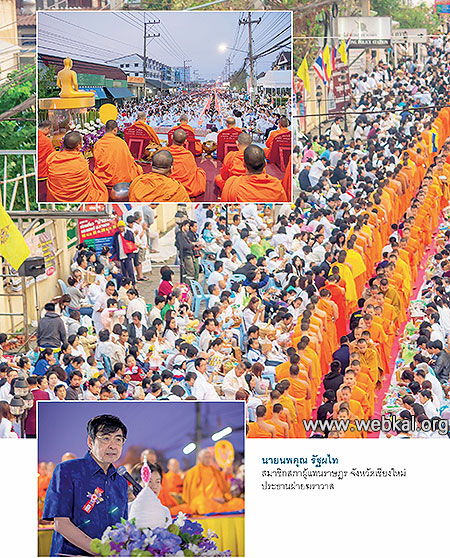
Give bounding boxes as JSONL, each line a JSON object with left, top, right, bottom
{"left": 0, "top": 382, "right": 12, "bottom": 402}
{"left": 199, "top": 329, "right": 214, "bottom": 352}
{"left": 127, "top": 297, "right": 148, "bottom": 327}
{"left": 207, "top": 270, "right": 225, "bottom": 288}
{"left": 192, "top": 372, "right": 220, "bottom": 401}
{"left": 222, "top": 369, "right": 247, "bottom": 400}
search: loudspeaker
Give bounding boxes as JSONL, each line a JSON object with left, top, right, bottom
{"left": 17, "top": 257, "right": 46, "bottom": 278}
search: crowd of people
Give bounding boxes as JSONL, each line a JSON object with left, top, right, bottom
{"left": 16, "top": 35, "right": 450, "bottom": 440}
{"left": 38, "top": 88, "right": 291, "bottom": 204}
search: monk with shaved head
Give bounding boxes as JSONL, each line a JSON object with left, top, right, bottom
{"left": 38, "top": 119, "right": 54, "bottom": 182}
{"left": 225, "top": 116, "right": 242, "bottom": 132}
{"left": 167, "top": 128, "right": 206, "bottom": 198}
{"left": 182, "top": 447, "right": 244, "bottom": 514}
{"left": 264, "top": 116, "right": 290, "bottom": 157}
{"left": 215, "top": 132, "right": 253, "bottom": 190}
{"left": 93, "top": 120, "right": 143, "bottom": 188}
{"left": 132, "top": 111, "right": 160, "bottom": 145}
{"left": 170, "top": 114, "right": 202, "bottom": 155}
{"left": 46, "top": 131, "right": 109, "bottom": 202}
{"left": 221, "top": 144, "right": 288, "bottom": 202}
{"left": 129, "top": 149, "right": 190, "bottom": 202}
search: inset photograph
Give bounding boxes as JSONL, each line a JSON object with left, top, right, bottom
{"left": 37, "top": 401, "right": 245, "bottom": 557}
{"left": 37, "top": 11, "right": 292, "bottom": 204}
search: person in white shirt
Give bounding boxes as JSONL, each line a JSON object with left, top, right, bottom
{"left": 92, "top": 281, "right": 116, "bottom": 333}
{"left": 329, "top": 118, "right": 344, "bottom": 146}
{"left": 430, "top": 312, "right": 445, "bottom": 344}
{"left": 222, "top": 362, "right": 248, "bottom": 400}
{"left": 309, "top": 158, "right": 326, "bottom": 187}
{"left": 419, "top": 389, "right": 439, "bottom": 418}
{"left": 234, "top": 231, "right": 251, "bottom": 262}
{"left": 347, "top": 152, "right": 359, "bottom": 182}
{"left": 207, "top": 260, "right": 228, "bottom": 290}
{"left": 126, "top": 289, "right": 148, "bottom": 327}
{"left": 191, "top": 356, "right": 220, "bottom": 401}
{"left": 198, "top": 318, "right": 216, "bottom": 352}
{"left": 0, "top": 368, "right": 17, "bottom": 402}
{"left": 149, "top": 296, "right": 165, "bottom": 324}
{"left": 83, "top": 378, "right": 101, "bottom": 400}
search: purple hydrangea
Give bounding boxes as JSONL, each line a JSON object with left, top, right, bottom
{"left": 181, "top": 519, "right": 203, "bottom": 537}
{"left": 149, "top": 527, "right": 182, "bottom": 555}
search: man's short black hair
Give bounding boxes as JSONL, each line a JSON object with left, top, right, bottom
{"left": 87, "top": 414, "right": 127, "bottom": 439}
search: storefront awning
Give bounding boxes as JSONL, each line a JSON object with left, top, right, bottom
{"left": 78, "top": 86, "right": 107, "bottom": 99}
{"left": 105, "top": 87, "right": 134, "bottom": 98}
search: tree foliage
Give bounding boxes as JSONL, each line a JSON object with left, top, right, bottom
{"left": 230, "top": 69, "right": 248, "bottom": 91}
{"left": 0, "top": 64, "right": 36, "bottom": 150}
{"left": 0, "top": 64, "right": 36, "bottom": 210}
{"left": 371, "top": 0, "right": 440, "bottom": 33}
{"left": 38, "top": 64, "right": 58, "bottom": 101}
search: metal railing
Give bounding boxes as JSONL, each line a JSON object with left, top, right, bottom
{"left": 0, "top": 150, "right": 36, "bottom": 212}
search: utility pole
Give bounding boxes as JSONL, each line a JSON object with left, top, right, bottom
{"left": 143, "top": 17, "right": 160, "bottom": 98}
{"left": 239, "top": 12, "right": 261, "bottom": 103}
{"left": 183, "top": 59, "right": 192, "bottom": 93}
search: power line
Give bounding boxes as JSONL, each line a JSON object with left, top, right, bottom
{"left": 40, "top": 13, "right": 139, "bottom": 50}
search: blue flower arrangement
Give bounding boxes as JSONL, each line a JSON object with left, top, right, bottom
{"left": 90, "top": 512, "right": 231, "bottom": 557}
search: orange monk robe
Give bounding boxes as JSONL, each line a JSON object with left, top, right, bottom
{"left": 221, "top": 173, "right": 288, "bottom": 202}
{"left": 304, "top": 346, "right": 322, "bottom": 389}
{"left": 162, "top": 470, "right": 183, "bottom": 494}
{"left": 349, "top": 385, "right": 370, "bottom": 419}
{"left": 93, "top": 132, "right": 143, "bottom": 186}
{"left": 279, "top": 393, "right": 302, "bottom": 438}
{"left": 46, "top": 150, "right": 108, "bottom": 202}
{"left": 167, "top": 145, "right": 206, "bottom": 198}
{"left": 282, "top": 155, "right": 292, "bottom": 200}
{"left": 133, "top": 120, "right": 161, "bottom": 145}
{"left": 368, "top": 321, "right": 390, "bottom": 374}
{"left": 275, "top": 361, "right": 309, "bottom": 384}
{"left": 158, "top": 484, "right": 179, "bottom": 509}
{"left": 326, "top": 282, "right": 347, "bottom": 339}
{"left": 383, "top": 287, "right": 402, "bottom": 322}
{"left": 356, "top": 373, "right": 375, "bottom": 416}
{"left": 214, "top": 150, "right": 246, "bottom": 190}
{"left": 317, "top": 299, "right": 338, "bottom": 353}
{"left": 345, "top": 248, "right": 367, "bottom": 296}
{"left": 182, "top": 462, "right": 244, "bottom": 515}
{"left": 247, "top": 422, "right": 273, "bottom": 438}
{"left": 38, "top": 130, "right": 55, "bottom": 180}
{"left": 174, "top": 123, "right": 203, "bottom": 155}
{"left": 288, "top": 376, "right": 310, "bottom": 425}
{"left": 336, "top": 262, "right": 357, "bottom": 311}
{"left": 264, "top": 127, "right": 290, "bottom": 157}
{"left": 266, "top": 402, "right": 296, "bottom": 438}
{"left": 342, "top": 424, "right": 364, "bottom": 438}
{"left": 267, "top": 419, "right": 288, "bottom": 438}
{"left": 374, "top": 314, "right": 395, "bottom": 348}
{"left": 129, "top": 172, "right": 190, "bottom": 202}
{"left": 357, "top": 346, "right": 382, "bottom": 384}
{"left": 344, "top": 399, "right": 365, "bottom": 421}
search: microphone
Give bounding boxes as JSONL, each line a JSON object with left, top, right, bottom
{"left": 117, "top": 466, "right": 142, "bottom": 497}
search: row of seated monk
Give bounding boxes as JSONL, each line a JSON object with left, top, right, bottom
{"left": 38, "top": 115, "right": 291, "bottom": 203}
{"left": 122, "top": 112, "right": 290, "bottom": 166}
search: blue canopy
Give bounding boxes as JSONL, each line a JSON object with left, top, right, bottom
{"left": 106, "top": 87, "right": 133, "bottom": 99}
{"left": 78, "top": 86, "right": 107, "bottom": 99}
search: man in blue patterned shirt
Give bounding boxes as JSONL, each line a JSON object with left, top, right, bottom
{"left": 43, "top": 414, "right": 129, "bottom": 556}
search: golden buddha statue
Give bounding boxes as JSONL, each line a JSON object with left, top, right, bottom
{"left": 57, "top": 58, "right": 94, "bottom": 99}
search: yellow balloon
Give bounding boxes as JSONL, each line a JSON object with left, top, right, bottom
{"left": 214, "top": 440, "right": 234, "bottom": 469}
{"left": 99, "top": 103, "right": 118, "bottom": 124}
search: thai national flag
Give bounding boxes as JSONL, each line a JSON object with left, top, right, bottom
{"left": 331, "top": 46, "right": 337, "bottom": 73}
{"left": 313, "top": 53, "right": 326, "bottom": 84}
